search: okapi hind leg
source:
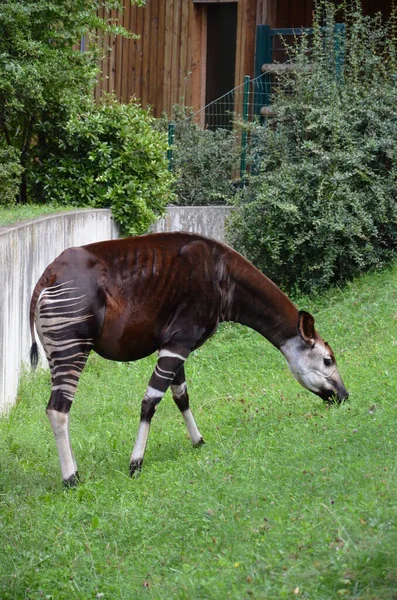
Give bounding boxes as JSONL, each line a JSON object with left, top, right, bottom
{"left": 34, "top": 279, "right": 100, "bottom": 485}
{"left": 47, "top": 408, "right": 79, "bottom": 487}
{"left": 171, "top": 366, "right": 204, "bottom": 447}
{"left": 46, "top": 347, "right": 92, "bottom": 487}
{"left": 130, "top": 349, "right": 188, "bottom": 476}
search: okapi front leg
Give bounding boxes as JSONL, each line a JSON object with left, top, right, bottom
{"left": 130, "top": 349, "right": 187, "bottom": 476}
{"left": 171, "top": 366, "right": 204, "bottom": 447}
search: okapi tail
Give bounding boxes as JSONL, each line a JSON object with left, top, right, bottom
{"left": 30, "top": 342, "right": 39, "bottom": 370}
{"left": 29, "top": 276, "right": 46, "bottom": 371}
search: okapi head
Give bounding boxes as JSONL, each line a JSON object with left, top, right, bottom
{"left": 281, "top": 311, "right": 348, "bottom": 403}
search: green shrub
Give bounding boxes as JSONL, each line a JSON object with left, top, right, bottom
{"left": 0, "top": 0, "right": 141, "bottom": 204}
{"left": 160, "top": 107, "right": 240, "bottom": 206}
{"left": 229, "top": 1, "right": 397, "bottom": 295}
{"left": 0, "top": 146, "right": 23, "bottom": 205}
{"left": 31, "top": 97, "right": 174, "bottom": 235}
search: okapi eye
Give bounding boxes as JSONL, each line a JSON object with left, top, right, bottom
{"left": 323, "top": 357, "right": 333, "bottom": 367}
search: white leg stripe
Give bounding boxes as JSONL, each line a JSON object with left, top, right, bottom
{"left": 171, "top": 383, "right": 187, "bottom": 398}
{"left": 47, "top": 410, "right": 76, "bottom": 481}
{"left": 156, "top": 366, "right": 176, "bottom": 376}
{"left": 130, "top": 421, "right": 150, "bottom": 463}
{"left": 146, "top": 385, "right": 165, "bottom": 400}
{"left": 158, "top": 349, "right": 187, "bottom": 361}
{"left": 183, "top": 409, "right": 203, "bottom": 446}
{"left": 154, "top": 370, "right": 175, "bottom": 381}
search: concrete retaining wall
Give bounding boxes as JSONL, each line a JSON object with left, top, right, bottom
{"left": 152, "top": 205, "right": 234, "bottom": 242}
{"left": 0, "top": 204, "right": 232, "bottom": 414}
{"left": 0, "top": 209, "right": 118, "bottom": 414}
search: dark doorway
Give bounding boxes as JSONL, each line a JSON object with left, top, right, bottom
{"left": 205, "top": 3, "right": 237, "bottom": 128}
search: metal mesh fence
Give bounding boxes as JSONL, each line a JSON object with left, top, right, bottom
{"left": 167, "top": 74, "right": 275, "bottom": 181}
{"left": 197, "top": 74, "right": 276, "bottom": 131}
{"left": 167, "top": 29, "right": 307, "bottom": 146}
{"left": 167, "top": 25, "right": 343, "bottom": 180}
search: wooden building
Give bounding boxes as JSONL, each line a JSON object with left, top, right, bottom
{"left": 95, "top": 0, "right": 393, "bottom": 118}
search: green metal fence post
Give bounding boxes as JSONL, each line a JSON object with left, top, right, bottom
{"left": 240, "top": 75, "right": 250, "bottom": 184}
{"left": 167, "top": 122, "right": 175, "bottom": 172}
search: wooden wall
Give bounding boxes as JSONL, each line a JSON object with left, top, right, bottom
{"left": 95, "top": 1, "right": 195, "bottom": 115}
{"left": 95, "top": 0, "right": 261, "bottom": 118}
{"left": 94, "top": 0, "right": 393, "bottom": 118}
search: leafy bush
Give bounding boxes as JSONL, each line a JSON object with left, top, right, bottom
{"left": 31, "top": 97, "right": 174, "bottom": 235}
{"left": 0, "top": 146, "right": 23, "bottom": 205}
{"left": 229, "top": 1, "right": 397, "bottom": 295}
{"left": 0, "top": 0, "right": 141, "bottom": 204}
{"left": 160, "top": 107, "right": 240, "bottom": 206}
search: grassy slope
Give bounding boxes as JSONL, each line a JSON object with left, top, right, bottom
{"left": 0, "top": 205, "right": 75, "bottom": 228}
{"left": 0, "top": 265, "right": 396, "bottom": 600}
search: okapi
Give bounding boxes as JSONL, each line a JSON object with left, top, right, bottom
{"left": 29, "top": 232, "right": 348, "bottom": 486}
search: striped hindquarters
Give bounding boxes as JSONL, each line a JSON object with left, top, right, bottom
{"left": 35, "top": 281, "right": 95, "bottom": 405}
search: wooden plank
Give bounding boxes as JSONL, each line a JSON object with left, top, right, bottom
{"left": 102, "top": 8, "right": 111, "bottom": 95}
{"left": 276, "top": 0, "right": 290, "bottom": 27}
{"left": 114, "top": 8, "right": 124, "bottom": 99}
{"left": 256, "top": 0, "right": 277, "bottom": 27}
{"left": 99, "top": 6, "right": 106, "bottom": 97}
{"left": 290, "top": 0, "right": 306, "bottom": 27}
{"left": 235, "top": 0, "right": 245, "bottom": 84}
{"left": 234, "top": 0, "right": 246, "bottom": 118}
{"left": 141, "top": 0, "right": 152, "bottom": 108}
{"left": 148, "top": 0, "right": 159, "bottom": 111}
{"left": 134, "top": 3, "right": 145, "bottom": 101}
{"left": 184, "top": 0, "right": 194, "bottom": 108}
{"left": 108, "top": 9, "right": 117, "bottom": 93}
{"left": 243, "top": 0, "right": 257, "bottom": 78}
{"left": 170, "top": 0, "right": 182, "bottom": 115}
{"left": 163, "top": 0, "right": 174, "bottom": 117}
{"left": 256, "top": 0, "right": 264, "bottom": 24}
{"left": 268, "top": 0, "right": 278, "bottom": 28}
{"left": 155, "top": 0, "right": 166, "bottom": 115}
{"left": 189, "top": 4, "right": 207, "bottom": 122}
{"left": 120, "top": 0, "right": 131, "bottom": 101}
{"left": 95, "top": 4, "right": 105, "bottom": 102}
{"left": 178, "top": 0, "right": 190, "bottom": 106}
{"left": 198, "top": 5, "right": 207, "bottom": 122}
{"left": 306, "top": 0, "right": 314, "bottom": 27}
{"left": 129, "top": 4, "right": 138, "bottom": 100}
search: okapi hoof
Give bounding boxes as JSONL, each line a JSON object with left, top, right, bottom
{"left": 193, "top": 437, "right": 205, "bottom": 447}
{"left": 130, "top": 460, "right": 143, "bottom": 477}
{"left": 63, "top": 472, "right": 80, "bottom": 488}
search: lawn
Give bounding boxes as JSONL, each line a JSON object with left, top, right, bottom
{"left": 0, "top": 265, "right": 396, "bottom": 599}
{"left": 0, "top": 204, "right": 80, "bottom": 228}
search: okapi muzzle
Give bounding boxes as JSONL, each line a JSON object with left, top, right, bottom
{"left": 29, "top": 232, "right": 349, "bottom": 486}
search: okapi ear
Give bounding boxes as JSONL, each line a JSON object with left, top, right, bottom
{"left": 297, "top": 310, "right": 316, "bottom": 346}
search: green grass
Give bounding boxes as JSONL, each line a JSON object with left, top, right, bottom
{"left": 1, "top": 265, "right": 396, "bottom": 599}
{"left": 0, "top": 204, "right": 76, "bottom": 228}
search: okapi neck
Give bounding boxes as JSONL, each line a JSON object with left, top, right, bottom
{"left": 227, "top": 267, "right": 298, "bottom": 349}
